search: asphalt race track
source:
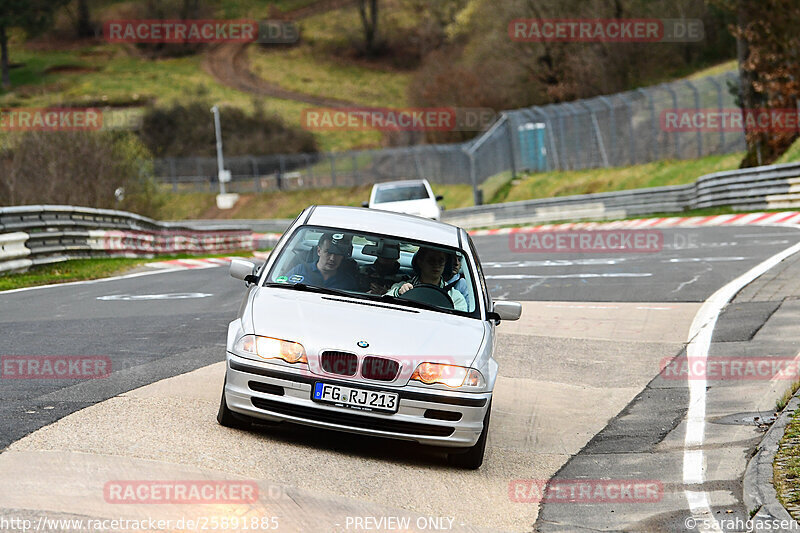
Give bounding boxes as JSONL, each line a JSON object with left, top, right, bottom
{"left": 2, "top": 224, "right": 800, "bottom": 532}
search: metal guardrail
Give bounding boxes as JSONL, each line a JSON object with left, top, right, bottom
{"left": 0, "top": 205, "right": 254, "bottom": 274}
{"left": 441, "top": 162, "right": 800, "bottom": 228}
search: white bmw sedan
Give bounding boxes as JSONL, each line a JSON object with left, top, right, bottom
{"left": 364, "top": 179, "right": 443, "bottom": 220}
{"left": 218, "top": 205, "right": 521, "bottom": 468}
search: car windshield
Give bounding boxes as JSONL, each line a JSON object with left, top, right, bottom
{"left": 373, "top": 183, "right": 430, "bottom": 203}
{"left": 265, "top": 226, "right": 478, "bottom": 316}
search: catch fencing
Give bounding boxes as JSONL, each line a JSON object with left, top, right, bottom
{"left": 442, "top": 161, "right": 800, "bottom": 228}
{"left": 154, "top": 70, "right": 747, "bottom": 198}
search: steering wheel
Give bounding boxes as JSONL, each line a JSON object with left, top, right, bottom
{"left": 399, "top": 283, "right": 454, "bottom": 309}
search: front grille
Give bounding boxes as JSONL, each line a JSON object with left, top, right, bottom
{"left": 361, "top": 356, "right": 400, "bottom": 381}
{"left": 250, "top": 397, "right": 455, "bottom": 437}
{"left": 320, "top": 351, "right": 358, "bottom": 376}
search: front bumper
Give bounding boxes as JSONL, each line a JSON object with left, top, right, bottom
{"left": 223, "top": 353, "right": 491, "bottom": 447}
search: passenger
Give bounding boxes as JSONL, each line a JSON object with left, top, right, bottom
{"left": 285, "top": 232, "right": 359, "bottom": 290}
{"left": 446, "top": 253, "right": 474, "bottom": 311}
{"left": 386, "top": 247, "right": 467, "bottom": 311}
{"left": 359, "top": 241, "right": 404, "bottom": 294}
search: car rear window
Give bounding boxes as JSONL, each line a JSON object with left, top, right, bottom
{"left": 374, "top": 184, "right": 430, "bottom": 203}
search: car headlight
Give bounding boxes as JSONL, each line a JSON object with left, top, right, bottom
{"left": 410, "top": 362, "right": 485, "bottom": 388}
{"left": 233, "top": 334, "right": 307, "bottom": 364}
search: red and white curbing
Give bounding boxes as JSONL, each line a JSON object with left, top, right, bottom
{"left": 467, "top": 211, "right": 800, "bottom": 236}
{"left": 145, "top": 256, "right": 245, "bottom": 270}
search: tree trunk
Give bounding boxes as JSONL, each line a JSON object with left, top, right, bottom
{"left": 0, "top": 25, "right": 10, "bottom": 90}
{"left": 357, "top": 0, "right": 379, "bottom": 56}
{"left": 76, "top": 0, "right": 93, "bottom": 38}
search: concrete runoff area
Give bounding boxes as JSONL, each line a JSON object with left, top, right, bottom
{"left": 0, "top": 302, "right": 695, "bottom": 532}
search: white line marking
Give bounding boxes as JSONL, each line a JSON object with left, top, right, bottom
{"left": 485, "top": 273, "right": 652, "bottom": 279}
{"left": 682, "top": 237, "right": 800, "bottom": 532}
{"left": 0, "top": 267, "right": 185, "bottom": 295}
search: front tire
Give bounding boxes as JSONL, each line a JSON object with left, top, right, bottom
{"left": 217, "top": 381, "right": 252, "bottom": 429}
{"left": 447, "top": 402, "right": 491, "bottom": 469}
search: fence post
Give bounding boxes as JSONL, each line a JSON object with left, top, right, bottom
{"left": 598, "top": 96, "right": 616, "bottom": 165}
{"left": 505, "top": 113, "right": 518, "bottom": 178}
{"left": 329, "top": 152, "right": 337, "bottom": 187}
{"left": 304, "top": 154, "right": 314, "bottom": 187}
{"left": 662, "top": 84, "right": 679, "bottom": 159}
{"left": 684, "top": 80, "right": 702, "bottom": 158}
{"left": 708, "top": 76, "right": 725, "bottom": 154}
{"left": 169, "top": 158, "right": 177, "bottom": 193}
{"left": 251, "top": 157, "right": 261, "bottom": 192}
{"left": 636, "top": 88, "right": 657, "bottom": 162}
{"left": 278, "top": 155, "right": 285, "bottom": 190}
{"left": 618, "top": 94, "right": 636, "bottom": 165}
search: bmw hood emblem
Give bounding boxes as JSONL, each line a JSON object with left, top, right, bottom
{"left": 357, "top": 340, "right": 369, "bottom": 348}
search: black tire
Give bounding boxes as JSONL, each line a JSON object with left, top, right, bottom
{"left": 448, "top": 402, "right": 491, "bottom": 469}
{"left": 217, "top": 384, "right": 252, "bottom": 429}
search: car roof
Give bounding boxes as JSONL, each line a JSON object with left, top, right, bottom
{"left": 372, "top": 179, "right": 430, "bottom": 189}
{"left": 302, "top": 205, "right": 461, "bottom": 248}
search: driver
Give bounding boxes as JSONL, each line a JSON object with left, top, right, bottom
{"left": 285, "top": 232, "right": 359, "bottom": 290}
{"left": 386, "top": 247, "right": 467, "bottom": 311}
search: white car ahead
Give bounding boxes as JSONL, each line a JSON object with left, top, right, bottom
{"left": 218, "top": 205, "right": 521, "bottom": 469}
{"left": 364, "top": 179, "right": 443, "bottom": 220}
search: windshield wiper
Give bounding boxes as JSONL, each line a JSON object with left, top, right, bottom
{"left": 373, "top": 293, "right": 457, "bottom": 315}
{"left": 262, "top": 282, "right": 357, "bottom": 299}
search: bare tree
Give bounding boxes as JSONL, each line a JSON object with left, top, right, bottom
{"left": 356, "top": 0, "right": 379, "bottom": 55}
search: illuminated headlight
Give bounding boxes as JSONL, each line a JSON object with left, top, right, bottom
{"left": 410, "top": 362, "right": 486, "bottom": 389}
{"left": 233, "top": 335, "right": 307, "bottom": 364}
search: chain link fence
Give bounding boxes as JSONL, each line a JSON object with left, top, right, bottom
{"left": 155, "top": 70, "right": 747, "bottom": 199}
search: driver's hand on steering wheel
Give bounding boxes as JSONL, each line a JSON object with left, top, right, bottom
{"left": 397, "top": 282, "right": 414, "bottom": 295}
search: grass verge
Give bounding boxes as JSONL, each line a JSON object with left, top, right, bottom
{"left": 0, "top": 252, "right": 254, "bottom": 292}
{"left": 773, "top": 396, "right": 800, "bottom": 520}
{"left": 156, "top": 181, "right": 490, "bottom": 220}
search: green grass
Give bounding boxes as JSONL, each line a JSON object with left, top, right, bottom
{"left": 774, "top": 399, "right": 800, "bottom": 519}
{"left": 501, "top": 152, "right": 746, "bottom": 203}
{"left": 776, "top": 138, "right": 800, "bottom": 164}
{"left": 0, "top": 251, "right": 254, "bottom": 291}
{"left": 249, "top": 45, "right": 411, "bottom": 108}
{"left": 156, "top": 181, "right": 482, "bottom": 220}
{"left": 0, "top": 41, "right": 383, "bottom": 152}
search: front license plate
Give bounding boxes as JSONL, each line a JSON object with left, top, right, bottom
{"left": 312, "top": 382, "right": 399, "bottom": 413}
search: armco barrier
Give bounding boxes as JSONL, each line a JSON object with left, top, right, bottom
{"left": 0, "top": 205, "right": 254, "bottom": 274}
{"left": 441, "top": 162, "right": 800, "bottom": 228}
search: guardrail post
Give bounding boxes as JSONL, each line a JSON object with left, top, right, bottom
{"left": 277, "top": 155, "right": 285, "bottom": 190}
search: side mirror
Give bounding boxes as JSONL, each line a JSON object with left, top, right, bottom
{"left": 490, "top": 300, "right": 522, "bottom": 321}
{"left": 435, "top": 195, "right": 443, "bottom": 201}
{"left": 230, "top": 258, "right": 259, "bottom": 284}
{"left": 362, "top": 201, "right": 369, "bottom": 207}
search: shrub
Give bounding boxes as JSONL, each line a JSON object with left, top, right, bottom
{"left": 138, "top": 100, "right": 318, "bottom": 158}
{"left": 0, "top": 130, "right": 163, "bottom": 217}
